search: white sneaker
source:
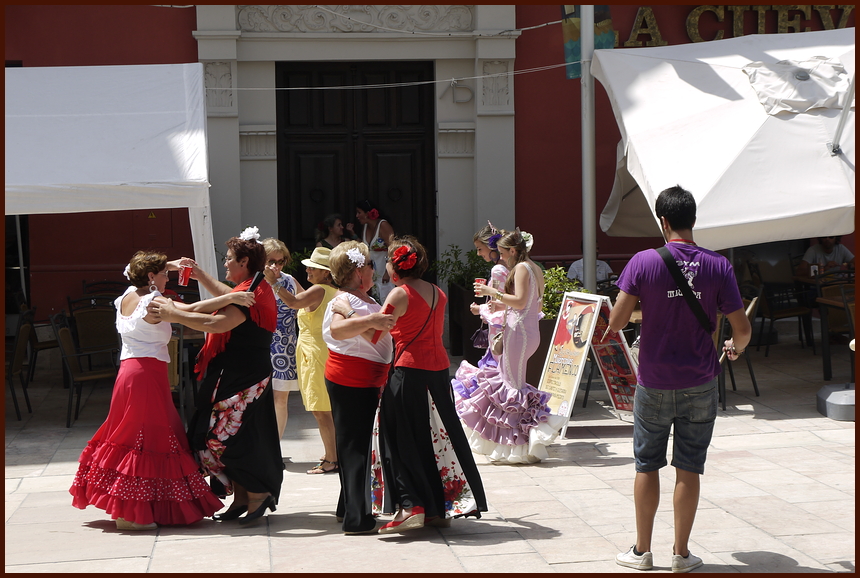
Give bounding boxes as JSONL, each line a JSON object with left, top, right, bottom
{"left": 616, "top": 546, "right": 653, "bottom": 570}
{"left": 671, "top": 552, "right": 703, "bottom": 573}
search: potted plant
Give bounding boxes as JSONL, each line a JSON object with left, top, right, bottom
{"left": 526, "top": 266, "right": 587, "bottom": 385}
{"left": 433, "top": 244, "right": 493, "bottom": 363}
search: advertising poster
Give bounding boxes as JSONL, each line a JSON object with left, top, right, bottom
{"left": 537, "top": 292, "right": 603, "bottom": 426}
{"left": 590, "top": 299, "right": 639, "bottom": 414}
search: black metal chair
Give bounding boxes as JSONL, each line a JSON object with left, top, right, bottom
{"left": 748, "top": 261, "right": 815, "bottom": 357}
{"left": 720, "top": 285, "right": 762, "bottom": 406}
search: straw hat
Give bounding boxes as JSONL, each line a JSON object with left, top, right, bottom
{"left": 301, "top": 247, "right": 331, "bottom": 271}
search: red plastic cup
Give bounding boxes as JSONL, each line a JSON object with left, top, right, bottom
{"left": 474, "top": 278, "right": 487, "bottom": 296}
{"left": 178, "top": 265, "right": 192, "bottom": 286}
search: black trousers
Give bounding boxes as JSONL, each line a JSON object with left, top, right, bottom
{"left": 380, "top": 367, "right": 487, "bottom": 518}
{"left": 325, "top": 378, "right": 380, "bottom": 533}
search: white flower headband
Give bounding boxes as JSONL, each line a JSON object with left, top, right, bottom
{"left": 239, "top": 226, "right": 262, "bottom": 243}
{"left": 123, "top": 264, "right": 131, "bottom": 280}
{"left": 520, "top": 230, "right": 535, "bottom": 252}
{"left": 346, "top": 247, "right": 366, "bottom": 267}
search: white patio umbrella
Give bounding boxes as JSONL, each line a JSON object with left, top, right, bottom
{"left": 593, "top": 28, "right": 855, "bottom": 251}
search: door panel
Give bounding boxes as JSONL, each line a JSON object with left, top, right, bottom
{"left": 277, "top": 61, "right": 436, "bottom": 265}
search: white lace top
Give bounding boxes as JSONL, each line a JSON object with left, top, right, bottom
{"left": 114, "top": 286, "right": 172, "bottom": 362}
{"left": 321, "top": 292, "right": 393, "bottom": 364}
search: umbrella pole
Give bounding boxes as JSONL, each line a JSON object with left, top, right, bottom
{"left": 581, "top": 5, "right": 597, "bottom": 293}
{"left": 829, "top": 74, "right": 855, "bottom": 156}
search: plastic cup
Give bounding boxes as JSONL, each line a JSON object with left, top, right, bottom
{"left": 474, "top": 278, "right": 487, "bottom": 296}
{"left": 178, "top": 265, "right": 192, "bottom": 286}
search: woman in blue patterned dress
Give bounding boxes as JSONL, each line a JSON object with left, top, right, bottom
{"left": 262, "top": 238, "right": 299, "bottom": 439}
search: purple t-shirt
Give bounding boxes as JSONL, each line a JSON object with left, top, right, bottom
{"left": 617, "top": 242, "right": 744, "bottom": 390}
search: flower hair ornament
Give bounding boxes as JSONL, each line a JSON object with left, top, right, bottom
{"left": 366, "top": 208, "right": 379, "bottom": 220}
{"left": 392, "top": 245, "right": 417, "bottom": 270}
{"left": 518, "top": 229, "right": 535, "bottom": 252}
{"left": 486, "top": 220, "right": 502, "bottom": 250}
{"left": 123, "top": 264, "right": 132, "bottom": 280}
{"left": 346, "top": 247, "right": 366, "bottom": 267}
{"left": 239, "top": 226, "right": 262, "bottom": 243}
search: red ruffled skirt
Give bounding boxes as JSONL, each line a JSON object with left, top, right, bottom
{"left": 69, "top": 357, "right": 223, "bottom": 525}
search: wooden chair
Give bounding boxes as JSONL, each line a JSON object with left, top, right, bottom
{"left": 51, "top": 315, "right": 117, "bottom": 428}
{"left": 68, "top": 307, "right": 120, "bottom": 371}
{"left": 6, "top": 315, "right": 33, "bottom": 420}
{"left": 21, "top": 307, "right": 59, "bottom": 383}
{"left": 721, "top": 286, "right": 762, "bottom": 403}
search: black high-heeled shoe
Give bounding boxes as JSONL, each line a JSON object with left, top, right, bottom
{"left": 212, "top": 504, "right": 248, "bottom": 521}
{"left": 239, "top": 495, "right": 276, "bottom": 526}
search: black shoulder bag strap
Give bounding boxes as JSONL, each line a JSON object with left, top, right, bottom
{"left": 655, "top": 246, "right": 712, "bottom": 333}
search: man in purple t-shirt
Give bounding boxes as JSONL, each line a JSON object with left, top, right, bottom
{"left": 608, "top": 186, "right": 751, "bottom": 573}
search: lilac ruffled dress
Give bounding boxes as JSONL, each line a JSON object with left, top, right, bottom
{"left": 452, "top": 264, "right": 566, "bottom": 463}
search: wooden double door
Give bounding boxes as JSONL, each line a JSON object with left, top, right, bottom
{"left": 276, "top": 61, "right": 437, "bottom": 263}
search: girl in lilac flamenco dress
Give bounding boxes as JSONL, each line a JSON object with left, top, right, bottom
{"left": 452, "top": 229, "right": 566, "bottom": 464}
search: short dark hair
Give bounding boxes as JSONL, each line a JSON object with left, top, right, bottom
{"left": 225, "top": 237, "right": 267, "bottom": 274}
{"left": 655, "top": 185, "right": 696, "bottom": 231}
{"left": 388, "top": 235, "right": 429, "bottom": 279}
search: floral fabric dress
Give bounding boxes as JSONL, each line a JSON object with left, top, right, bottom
{"left": 270, "top": 272, "right": 299, "bottom": 391}
{"left": 69, "top": 287, "right": 223, "bottom": 525}
{"left": 371, "top": 284, "right": 487, "bottom": 520}
{"left": 453, "top": 264, "right": 566, "bottom": 463}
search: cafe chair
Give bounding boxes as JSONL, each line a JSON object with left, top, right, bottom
{"left": 721, "top": 286, "right": 762, "bottom": 404}
{"left": 748, "top": 261, "right": 814, "bottom": 357}
{"left": 51, "top": 316, "right": 117, "bottom": 428}
{"left": 82, "top": 279, "right": 128, "bottom": 297}
{"left": 68, "top": 306, "right": 120, "bottom": 371}
{"left": 22, "top": 308, "right": 59, "bottom": 383}
{"left": 6, "top": 315, "right": 34, "bottom": 420}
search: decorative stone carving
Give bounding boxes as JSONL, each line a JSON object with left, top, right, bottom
{"left": 240, "top": 127, "right": 277, "bottom": 160}
{"left": 237, "top": 5, "right": 474, "bottom": 33}
{"left": 481, "top": 61, "right": 510, "bottom": 107}
{"left": 438, "top": 126, "right": 475, "bottom": 157}
{"left": 204, "top": 61, "right": 234, "bottom": 113}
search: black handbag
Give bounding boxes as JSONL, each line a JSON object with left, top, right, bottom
{"left": 471, "top": 322, "right": 489, "bottom": 349}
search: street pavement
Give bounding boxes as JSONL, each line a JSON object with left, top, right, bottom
{"left": 5, "top": 319, "right": 855, "bottom": 573}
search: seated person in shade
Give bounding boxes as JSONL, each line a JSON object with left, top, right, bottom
{"left": 567, "top": 242, "right": 614, "bottom": 284}
{"left": 795, "top": 236, "right": 855, "bottom": 276}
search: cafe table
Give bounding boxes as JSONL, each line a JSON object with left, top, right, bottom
{"left": 816, "top": 294, "right": 853, "bottom": 381}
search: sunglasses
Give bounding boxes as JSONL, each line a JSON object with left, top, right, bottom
{"left": 267, "top": 258, "right": 287, "bottom": 266}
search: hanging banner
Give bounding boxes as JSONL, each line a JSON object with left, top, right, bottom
{"left": 561, "top": 5, "right": 615, "bottom": 79}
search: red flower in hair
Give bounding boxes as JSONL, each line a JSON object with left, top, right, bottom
{"left": 393, "top": 245, "right": 417, "bottom": 270}
{"left": 367, "top": 208, "right": 379, "bottom": 220}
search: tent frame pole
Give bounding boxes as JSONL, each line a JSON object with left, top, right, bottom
{"left": 829, "top": 74, "right": 855, "bottom": 156}
{"left": 581, "top": 5, "right": 597, "bottom": 293}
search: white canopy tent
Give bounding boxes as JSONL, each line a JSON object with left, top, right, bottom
{"left": 5, "top": 62, "right": 218, "bottom": 297}
{"left": 593, "top": 28, "right": 855, "bottom": 251}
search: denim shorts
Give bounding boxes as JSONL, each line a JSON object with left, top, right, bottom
{"left": 633, "top": 379, "right": 717, "bottom": 475}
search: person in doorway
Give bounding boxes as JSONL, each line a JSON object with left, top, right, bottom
{"left": 315, "top": 214, "right": 357, "bottom": 250}
{"left": 607, "top": 185, "right": 751, "bottom": 573}
{"left": 355, "top": 199, "right": 395, "bottom": 303}
{"left": 795, "top": 236, "right": 855, "bottom": 276}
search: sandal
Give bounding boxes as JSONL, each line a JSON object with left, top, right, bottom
{"left": 307, "top": 459, "right": 339, "bottom": 475}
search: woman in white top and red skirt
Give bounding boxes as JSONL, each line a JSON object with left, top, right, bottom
{"left": 322, "top": 241, "right": 395, "bottom": 534}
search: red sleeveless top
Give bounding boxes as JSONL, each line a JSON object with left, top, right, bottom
{"left": 390, "top": 284, "right": 449, "bottom": 371}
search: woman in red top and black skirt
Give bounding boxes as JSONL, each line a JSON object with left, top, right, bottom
{"left": 322, "top": 241, "right": 396, "bottom": 535}
{"left": 374, "top": 236, "right": 488, "bottom": 534}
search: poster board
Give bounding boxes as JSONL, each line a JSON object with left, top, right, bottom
{"left": 538, "top": 292, "right": 639, "bottom": 436}
{"left": 591, "top": 298, "right": 639, "bottom": 415}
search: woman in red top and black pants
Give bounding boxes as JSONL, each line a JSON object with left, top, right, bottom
{"left": 322, "top": 241, "right": 396, "bottom": 535}
{"left": 376, "top": 236, "right": 488, "bottom": 534}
